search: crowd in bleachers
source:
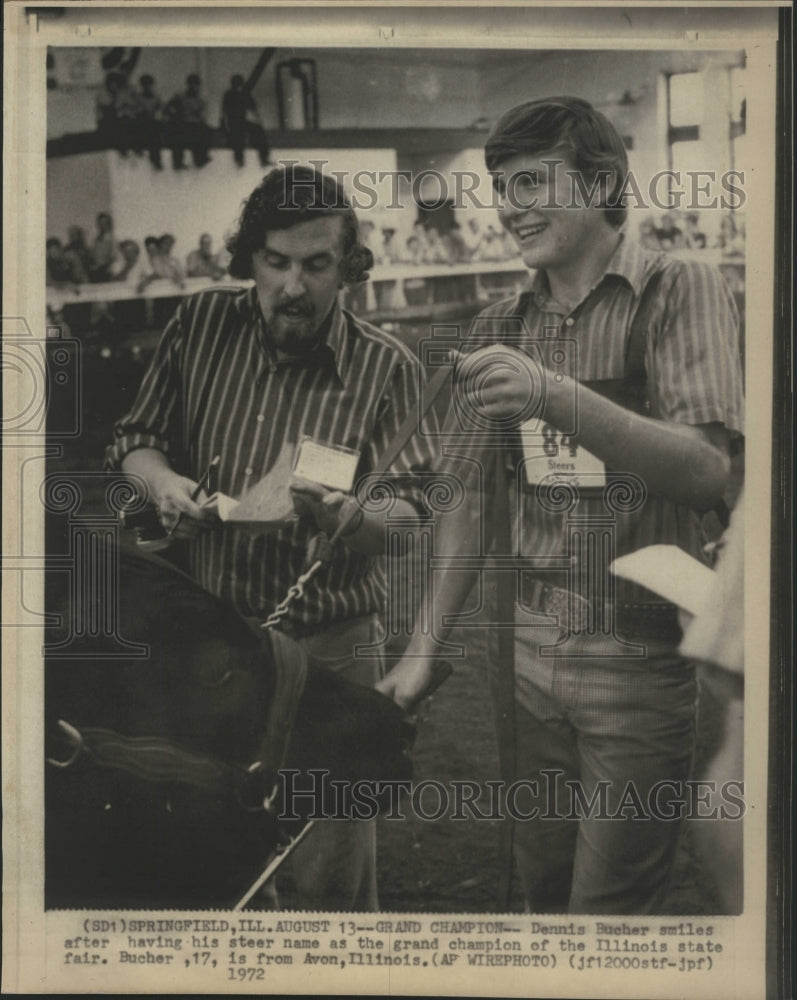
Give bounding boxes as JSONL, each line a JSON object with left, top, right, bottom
{"left": 46, "top": 211, "right": 523, "bottom": 293}
{"left": 637, "top": 210, "right": 745, "bottom": 256}
{"left": 46, "top": 213, "right": 230, "bottom": 291}
{"left": 360, "top": 217, "right": 519, "bottom": 267}
{"left": 48, "top": 207, "right": 745, "bottom": 296}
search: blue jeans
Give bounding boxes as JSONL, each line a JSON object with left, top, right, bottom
{"left": 511, "top": 625, "right": 697, "bottom": 914}
{"left": 283, "top": 614, "right": 384, "bottom": 911}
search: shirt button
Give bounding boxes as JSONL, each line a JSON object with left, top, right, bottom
{"left": 256, "top": 414, "right": 265, "bottom": 422}
{"left": 244, "top": 467, "right": 253, "bottom": 476}
{"left": 565, "top": 317, "right": 575, "bottom": 327}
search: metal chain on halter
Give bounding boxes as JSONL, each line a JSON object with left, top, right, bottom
{"left": 259, "top": 500, "right": 359, "bottom": 632}
{"left": 259, "top": 558, "right": 325, "bottom": 631}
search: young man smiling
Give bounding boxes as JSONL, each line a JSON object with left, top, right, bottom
{"left": 380, "top": 96, "right": 744, "bottom": 914}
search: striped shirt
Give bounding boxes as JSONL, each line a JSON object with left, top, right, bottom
{"left": 453, "top": 235, "right": 745, "bottom": 606}
{"left": 106, "top": 286, "right": 436, "bottom": 627}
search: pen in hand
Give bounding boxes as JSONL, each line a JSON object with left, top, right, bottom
{"left": 191, "top": 454, "right": 221, "bottom": 501}
{"left": 168, "top": 455, "right": 221, "bottom": 537}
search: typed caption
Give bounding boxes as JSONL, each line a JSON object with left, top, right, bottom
{"left": 49, "top": 910, "right": 734, "bottom": 995}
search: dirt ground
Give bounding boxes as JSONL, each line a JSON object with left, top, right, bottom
{"left": 375, "top": 633, "right": 727, "bottom": 915}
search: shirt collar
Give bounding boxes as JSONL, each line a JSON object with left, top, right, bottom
{"left": 234, "top": 286, "right": 349, "bottom": 384}
{"left": 526, "top": 231, "right": 648, "bottom": 305}
{"left": 601, "top": 233, "right": 648, "bottom": 296}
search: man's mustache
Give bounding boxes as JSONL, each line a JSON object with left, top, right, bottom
{"left": 276, "top": 297, "right": 314, "bottom": 317}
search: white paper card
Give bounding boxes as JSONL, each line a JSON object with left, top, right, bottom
{"left": 293, "top": 438, "right": 360, "bottom": 492}
{"left": 610, "top": 544, "right": 716, "bottom": 615}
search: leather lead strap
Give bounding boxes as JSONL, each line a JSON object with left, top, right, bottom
{"left": 374, "top": 362, "right": 452, "bottom": 475}
{"left": 489, "top": 446, "right": 517, "bottom": 911}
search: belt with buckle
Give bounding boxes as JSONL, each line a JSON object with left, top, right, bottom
{"left": 521, "top": 576, "right": 681, "bottom": 642}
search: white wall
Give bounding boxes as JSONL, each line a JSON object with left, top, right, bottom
{"left": 47, "top": 152, "right": 113, "bottom": 241}
{"left": 477, "top": 48, "right": 744, "bottom": 194}
{"left": 47, "top": 147, "right": 397, "bottom": 254}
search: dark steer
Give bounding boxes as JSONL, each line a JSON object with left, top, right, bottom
{"left": 44, "top": 542, "right": 414, "bottom": 909}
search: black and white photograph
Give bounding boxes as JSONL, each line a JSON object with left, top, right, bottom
{"left": 2, "top": 3, "right": 790, "bottom": 997}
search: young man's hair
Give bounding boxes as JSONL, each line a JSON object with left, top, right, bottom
{"left": 484, "top": 96, "right": 629, "bottom": 229}
{"left": 226, "top": 164, "right": 373, "bottom": 284}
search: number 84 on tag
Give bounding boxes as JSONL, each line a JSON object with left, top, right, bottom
{"left": 520, "top": 420, "right": 606, "bottom": 488}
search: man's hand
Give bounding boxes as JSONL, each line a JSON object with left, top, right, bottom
{"left": 289, "top": 478, "right": 354, "bottom": 536}
{"left": 456, "top": 345, "right": 545, "bottom": 425}
{"left": 376, "top": 658, "right": 439, "bottom": 711}
{"left": 149, "top": 469, "right": 217, "bottom": 540}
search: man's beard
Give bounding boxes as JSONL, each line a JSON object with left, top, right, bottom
{"left": 265, "top": 298, "right": 329, "bottom": 357}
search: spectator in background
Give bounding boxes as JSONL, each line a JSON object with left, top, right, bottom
{"left": 104, "top": 239, "right": 151, "bottom": 332}
{"left": 442, "top": 221, "right": 467, "bottom": 264}
{"left": 717, "top": 213, "right": 745, "bottom": 256}
{"left": 46, "top": 238, "right": 86, "bottom": 287}
{"left": 137, "top": 74, "right": 164, "bottom": 170}
{"left": 461, "top": 217, "right": 484, "bottom": 260}
{"left": 143, "top": 235, "right": 161, "bottom": 270}
{"left": 402, "top": 234, "right": 424, "bottom": 265}
{"left": 215, "top": 240, "right": 232, "bottom": 274}
{"left": 358, "top": 220, "right": 383, "bottom": 266}
{"left": 63, "top": 226, "right": 92, "bottom": 280}
{"left": 410, "top": 222, "right": 432, "bottom": 263}
{"left": 478, "top": 223, "right": 505, "bottom": 261}
{"left": 96, "top": 71, "right": 141, "bottom": 157}
{"left": 381, "top": 227, "right": 399, "bottom": 265}
{"left": 220, "top": 73, "right": 271, "bottom": 168}
{"left": 186, "top": 233, "right": 226, "bottom": 280}
{"left": 639, "top": 216, "right": 662, "bottom": 251}
{"left": 89, "top": 212, "right": 119, "bottom": 282}
{"left": 131, "top": 236, "right": 163, "bottom": 296}
{"left": 154, "top": 233, "right": 186, "bottom": 288}
{"left": 110, "top": 239, "right": 149, "bottom": 289}
{"left": 683, "top": 212, "right": 707, "bottom": 250}
{"left": 656, "top": 211, "right": 685, "bottom": 251}
{"left": 425, "top": 227, "right": 451, "bottom": 265}
{"left": 165, "top": 74, "right": 212, "bottom": 170}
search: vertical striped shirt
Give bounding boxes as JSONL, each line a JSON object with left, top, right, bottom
{"left": 449, "top": 235, "right": 745, "bottom": 605}
{"left": 106, "top": 287, "right": 436, "bottom": 627}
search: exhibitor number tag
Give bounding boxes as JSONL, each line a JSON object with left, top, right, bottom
{"left": 520, "top": 421, "right": 606, "bottom": 488}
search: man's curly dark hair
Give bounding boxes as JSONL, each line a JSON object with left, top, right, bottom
{"left": 226, "top": 165, "right": 374, "bottom": 284}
